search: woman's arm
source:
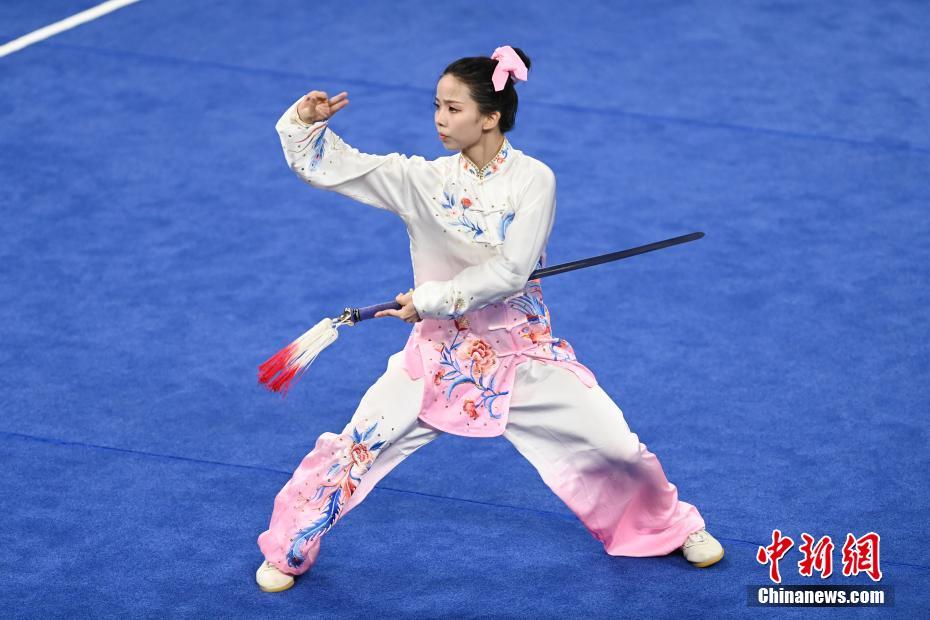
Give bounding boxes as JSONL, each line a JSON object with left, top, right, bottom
{"left": 411, "top": 165, "right": 557, "bottom": 319}
{"left": 275, "top": 93, "right": 429, "bottom": 219}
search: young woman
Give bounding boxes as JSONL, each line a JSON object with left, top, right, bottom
{"left": 256, "top": 45, "right": 724, "bottom": 593}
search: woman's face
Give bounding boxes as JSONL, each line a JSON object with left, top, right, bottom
{"left": 434, "top": 74, "right": 496, "bottom": 150}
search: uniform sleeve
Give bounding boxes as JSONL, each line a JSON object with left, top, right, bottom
{"left": 275, "top": 96, "right": 428, "bottom": 218}
{"left": 411, "top": 165, "right": 557, "bottom": 319}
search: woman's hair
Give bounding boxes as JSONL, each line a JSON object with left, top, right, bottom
{"left": 440, "top": 47, "right": 532, "bottom": 134}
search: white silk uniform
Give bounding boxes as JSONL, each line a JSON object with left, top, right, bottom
{"left": 256, "top": 96, "right": 706, "bottom": 575}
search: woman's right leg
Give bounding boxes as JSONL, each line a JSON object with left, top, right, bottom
{"left": 257, "top": 350, "right": 443, "bottom": 576}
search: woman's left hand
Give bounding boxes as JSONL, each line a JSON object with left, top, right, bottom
{"left": 374, "top": 289, "right": 421, "bottom": 323}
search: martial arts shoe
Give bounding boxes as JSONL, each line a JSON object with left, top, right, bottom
{"left": 681, "top": 529, "right": 724, "bottom": 567}
{"left": 256, "top": 559, "right": 295, "bottom": 592}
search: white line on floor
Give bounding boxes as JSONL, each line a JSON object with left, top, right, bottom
{"left": 0, "top": 0, "right": 142, "bottom": 58}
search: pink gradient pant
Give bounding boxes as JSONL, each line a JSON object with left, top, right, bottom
{"left": 257, "top": 351, "right": 706, "bottom": 575}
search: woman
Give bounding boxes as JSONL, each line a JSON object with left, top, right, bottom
{"left": 256, "top": 45, "right": 724, "bottom": 593}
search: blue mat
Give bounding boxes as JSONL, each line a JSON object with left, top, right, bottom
{"left": 1, "top": 1, "right": 927, "bottom": 616}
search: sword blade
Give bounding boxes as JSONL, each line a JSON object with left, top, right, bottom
{"left": 353, "top": 231, "right": 705, "bottom": 322}
{"left": 529, "top": 231, "right": 704, "bottom": 280}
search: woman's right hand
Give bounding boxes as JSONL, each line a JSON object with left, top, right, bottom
{"left": 296, "top": 90, "right": 349, "bottom": 124}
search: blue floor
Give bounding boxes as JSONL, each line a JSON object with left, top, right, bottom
{"left": 1, "top": 1, "right": 928, "bottom": 616}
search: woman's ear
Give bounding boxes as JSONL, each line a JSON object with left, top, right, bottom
{"left": 482, "top": 110, "right": 501, "bottom": 131}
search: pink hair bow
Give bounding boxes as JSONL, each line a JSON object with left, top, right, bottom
{"left": 490, "top": 45, "right": 528, "bottom": 92}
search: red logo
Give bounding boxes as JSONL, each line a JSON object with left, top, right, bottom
{"left": 757, "top": 530, "right": 882, "bottom": 583}
{"left": 798, "top": 533, "right": 835, "bottom": 578}
{"left": 756, "top": 529, "right": 794, "bottom": 583}
{"left": 842, "top": 532, "right": 883, "bottom": 581}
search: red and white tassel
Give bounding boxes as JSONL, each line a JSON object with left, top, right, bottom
{"left": 258, "top": 317, "right": 339, "bottom": 395}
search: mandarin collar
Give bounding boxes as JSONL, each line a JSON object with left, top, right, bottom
{"left": 459, "top": 137, "right": 513, "bottom": 181}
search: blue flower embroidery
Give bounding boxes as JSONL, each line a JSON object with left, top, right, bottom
{"left": 308, "top": 128, "right": 327, "bottom": 171}
{"left": 499, "top": 210, "right": 515, "bottom": 241}
{"left": 286, "top": 421, "right": 387, "bottom": 568}
{"left": 436, "top": 329, "right": 508, "bottom": 418}
{"left": 507, "top": 282, "right": 577, "bottom": 363}
{"left": 439, "top": 190, "right": 484, "bottom": 239}
{"left": 292, "top": 126, "right": 328, "bottom": 172}
{"left": 508, "top": 288, "right": 547, "bottom": 324}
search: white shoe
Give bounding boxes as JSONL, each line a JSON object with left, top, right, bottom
{"left": 681, "top": 529, "right": 724, "bottom": 567}
{"left": 256, "top": 559, "right": 295, "bottom": 592}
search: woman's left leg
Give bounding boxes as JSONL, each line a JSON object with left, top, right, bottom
{"left": 502, "top": 359, "right": 705, "bottom": 557}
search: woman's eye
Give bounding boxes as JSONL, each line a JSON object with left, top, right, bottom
{"left": 433, "top": 103, "right": 439, "bottom": 109}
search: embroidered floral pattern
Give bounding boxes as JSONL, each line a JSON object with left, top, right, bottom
{"left": 451, "top": 292, "right": 467, "bottom": 317}
{"left": 292, "top": 125, "right": 328, "bottom": 172}
{"left": 439, "top": 189, "right": 485, "bottom": 239}
{"left": 432, "top": 329, "right": 509, "bottom": 418}
{"left": 410, "top": 262, "right": 596, "bottom": 436}
{"left": 499, "top": 210, "right": 515, "bottom": 240}
{"left": 507, "top": 281, "right": 578, "bottom": 363}
{"left": 548, "top": 338, "right": 578, "bottom": 362}
{"left": 287, "top": 421, "right": 387, "bottom": 568}
{"left": 460, "top": 337, "right": 497, "bottom": 375}
{"left": 461, "top": 139, "right": 511, "bottom": 180}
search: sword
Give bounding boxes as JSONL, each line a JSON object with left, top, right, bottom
{"left": 258, "top": 231, "right": 704, "bottom": 394}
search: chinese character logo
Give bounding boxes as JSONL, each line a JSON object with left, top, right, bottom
{"left": 798, "top": 533, "right": 835, "bottom": 578}
{"left": 757, "top": 529, "right": 882, "bottom": 583}
{"left": 757, "top": 529, "right": 794, "bottom": 584}
{"left": 842, "top": 532, "right": 882, "bottom": 581}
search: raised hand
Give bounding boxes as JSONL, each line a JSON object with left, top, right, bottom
{"left": 296, "top": 90, "right": 349, "bottom": 124}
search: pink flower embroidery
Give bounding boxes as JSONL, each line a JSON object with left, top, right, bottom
{"left": 457, "top": 337, "right": 497, "bottom": 376}
{"left": 433, "top": 369, "right": 445, "bottom": 385}
{"left": 462, "top": 399, "right": 479, "bottom": 420}
{"left": 453, "top": 316, "right": 470, "bottom": 332}
{"left": 461, "top": 198, "right": 472, "bottom": 208}
{"left": 350, "top": 442, "right": 373, "bottom": 468}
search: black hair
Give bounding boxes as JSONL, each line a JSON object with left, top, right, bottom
{"left": 440, "top": 47, "right": 532, "bottom": 134}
